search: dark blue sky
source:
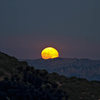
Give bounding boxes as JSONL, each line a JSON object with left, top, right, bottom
{"left": 0, "top": 0, "right": 100, "bottom": 59}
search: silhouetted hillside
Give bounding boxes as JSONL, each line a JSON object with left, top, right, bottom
{"left": 0, "top": 51, "right": 28, "bottom": 79}
{"left": 0, "top": 52, "right": 68, "bottom": 100}
{"left": 27, "top": 58, "right": 100, "bottom": 80}
{"left": 0, "top": 52, "right": 100, "bottom": 100}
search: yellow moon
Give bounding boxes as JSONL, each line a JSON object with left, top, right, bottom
{"left": 41, "top": 47, "right": 59, "bottom": 59}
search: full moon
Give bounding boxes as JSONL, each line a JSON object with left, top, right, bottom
{"left": 41, "top": 47, "right": 59, "bottom": 59}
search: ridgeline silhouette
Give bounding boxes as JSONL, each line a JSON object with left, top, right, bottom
{"left": 0, "top": 52, "right": 100, "bottom": 100}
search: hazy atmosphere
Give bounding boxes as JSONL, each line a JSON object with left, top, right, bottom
{"left": 0, "top": 0, "right": 100, "bottom": 59}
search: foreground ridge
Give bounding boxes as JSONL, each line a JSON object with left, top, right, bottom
{"left": 0, "top": 52, "right": 100, "bottom": 100}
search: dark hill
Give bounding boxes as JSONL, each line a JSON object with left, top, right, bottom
{"left": 0, "top": 51, "right": 28, "bottom": 79}
{"left": 0, "top": 52, "right": 100, "bottom": 100}
{"left": 0, "top": 52, "right": 68, "bottom": 100}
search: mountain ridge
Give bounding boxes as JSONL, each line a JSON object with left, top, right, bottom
{"left": 26, "top": 58, "right": 100, "bottom": 81}
{"left": 1, "top": 51, "right": 100, "bottom": 100}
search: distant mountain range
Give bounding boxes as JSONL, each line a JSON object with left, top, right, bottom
{"left": 26, "top": 58, "right": 100, "bottom": 81}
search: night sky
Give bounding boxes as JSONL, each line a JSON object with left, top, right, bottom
{"left": 0, "top": 0, "right": 100, "bottom": 59}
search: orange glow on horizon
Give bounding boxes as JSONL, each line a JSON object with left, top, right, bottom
{"left": 41, "top": 47, "right": 59, "bottom": 59}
